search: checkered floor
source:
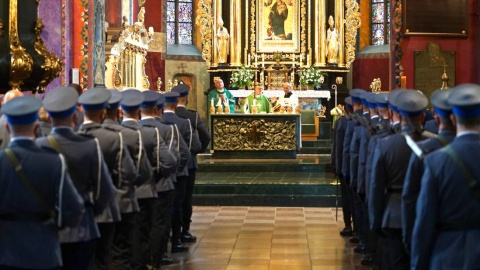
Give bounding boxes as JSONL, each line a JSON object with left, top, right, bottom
{"left": 164, "top": 206, "right": 369, "bottom": 270}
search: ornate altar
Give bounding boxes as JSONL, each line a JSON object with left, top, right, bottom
{"left": 105, "top": 8, "right": 154, "bottom": 91}
{"left": 210, "top": 114, "right": 301, "bottom": 159}
{"left": 0, "top": 0, "right": 61, "bottom": 94}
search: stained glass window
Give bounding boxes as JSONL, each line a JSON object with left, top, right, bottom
{"left": 371, "top": 0, "right": 390, "bottom": 45}
{"left": 166, "top": 0, "right": 193, "bottom": 45}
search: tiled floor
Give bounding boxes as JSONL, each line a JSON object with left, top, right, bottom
{"left": 164, "top": 206, "right": 368, "bottom": 270}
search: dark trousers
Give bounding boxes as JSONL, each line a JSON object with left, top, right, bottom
{"left": 340, "top": 175, "right": 352, "bottom": 228}
{"left": 182, "top": 169, "right": 196, "bottom": 234}
{"left": 351, "top": 190, "right": 365, "bottom": 244}
{"left": 61, "top": 239, "right": 96, "bottom": 270}
{"left": 94, "top": 222, "right": 115, "bottom": 270}
{"left": 111, "top": 212, "right": 135, "bottom": 270}
{"left": 151, "top": 190, "right": 175, "bottom": 266}
{"left": 363, "top": 201, "right": 377, "bottom": 257}
{"left": 171, "top": 176, "right": 188, "bottom": 243}
{"left": 384, "top": 228, "right": 410, "bottom": 270}
{"left": 132, "top": 198, "right": 155, "bottom": 270}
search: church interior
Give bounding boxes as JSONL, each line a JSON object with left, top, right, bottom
{"left": 1, "top": 0, "right": 479, "bottom": 269}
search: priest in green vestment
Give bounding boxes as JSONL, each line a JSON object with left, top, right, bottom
{"left": 208, "top": 78, "right": 235, "bottom": 114}
{"left": 242, "top": 85, "right": 272, "bottom": 113}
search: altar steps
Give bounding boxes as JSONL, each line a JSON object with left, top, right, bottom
{"left": 193, "top": 143, "right": 339, "bottom": 207}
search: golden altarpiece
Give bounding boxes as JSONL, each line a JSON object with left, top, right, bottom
{"left": 196, "top": 0, "right": 361, "bottom": 158}
{"left": 196, "top": 0, "right": 361, "bottom": 90}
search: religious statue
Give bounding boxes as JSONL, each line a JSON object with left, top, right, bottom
{"left": 370, "top": 78, "right": 382, "bottom": 92}
{"left": 216, "top": 17, "right": 229, "bottom": 64}
{"left": 156, "top": 77, "right": 162, "bottom": 91}
{"left": 325, "top": 15, "right": 339, "bottom": 65}
{"left": 167, "top": 79, "right": 173, "bottom": 91}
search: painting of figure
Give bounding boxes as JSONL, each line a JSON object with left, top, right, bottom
{"left": 257, "top": 0, "right": 299, "bottom": 53}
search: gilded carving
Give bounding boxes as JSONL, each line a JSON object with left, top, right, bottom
{"left": 196, "top": 0, "right": 213, "bottom": 68}
{"left": 344, "top": 0, "right": 361, "bottom": 69}
{"left": 212, "top": 118, "right": 297, "bottom": 151}
{"left": 9, "top": 0, "right": 33, "bottom": 91}
{"left": 34, "top": 18, "right": 62, "bottom": 93}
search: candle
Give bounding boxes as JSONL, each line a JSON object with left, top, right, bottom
{"left": 262, "top": 53, "right": 265, "bottom": 67}
{"left": 307, "top": 53, "right": 310, "bottom": 66}
{"left": 292, "top": 54, "right": 295, "bottom": 66}
{"left": 255, "top": 54, "right": 258, "bottom": 67}
{"left": 253, "top": 99, "right": 256, "bottom": 106}
{"left": 72, "top": 68, "right": 79, "bottom": 84}
{"left": 299, "top": 54, "right": 303, "bottom": 67}
{"left": 401, "top": 76, "right": 407, "bottom": 89}
{"left": 211, "top": 98, "right": 214, "bottom": 107}
{"left": 248, "top": 55, "right": 251, "bottom": 66}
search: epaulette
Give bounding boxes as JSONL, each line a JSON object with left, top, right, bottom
{"left": 39, "top": 145, "right": 61, "bottom": 154}
{"left": 77, "top": 133, "right": 95, "bottom": 140}
{"left": 103, "top": 125, "right": 125, "bottom": 132}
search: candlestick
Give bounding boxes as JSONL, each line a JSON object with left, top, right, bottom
{"left": 401, "top": 76, "right": 407, "bottom": 89}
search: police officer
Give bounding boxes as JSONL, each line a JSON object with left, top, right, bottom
{"left": 78, "top": 87, "right": 137, "bottom": 270}
{"left": 120, "top": 89, "right": 177, "bottom": 270}
{"left": 103, "top": 89, "right": 153, "bottom": 269}
{"left": 172, "top": 84, "right": 211, "bottom": 243}
{"left": 333, "top": 96, "right": 353, "bottom": 237}
{"left": 387, "top": 89, "right": 404, "bottom": 134}
{"left": 139, "top": 91, "right": 180, "bottom": 268}
{"left": 37, "top": 86, "right": 116, "bottom": 270}
{"left": 369, "top": 90, "right": 428, "bottom": 270}
{"left": 411, "top": 84, "right": 480, "bottom": 269}
{"left": 0, "top": 90, "right": 23, "bottom": 149}
{"left": 343, "top": 89, "right": 365, "bottom": 245}
{"left": 0, "top": 96, "right": 84, "bottom": 270}
{"left": 162, "top": 91, "right": 202, "bottom": 253}
{"left": 401, "top": 89, "right": 455, "bottom": 250}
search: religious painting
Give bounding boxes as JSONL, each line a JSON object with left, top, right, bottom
{"left": 256, "top": 0, "right": 300, "bottom": 53}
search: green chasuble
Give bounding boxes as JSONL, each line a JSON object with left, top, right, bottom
{"left": 243, "top": 94, "right": 272, "bottom": 113}
{"left": 207, "top": 88, "right": 235, "bottom": 114}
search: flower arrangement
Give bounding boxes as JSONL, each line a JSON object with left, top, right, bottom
{"left": 273, "top": 51, "right": 283, "bottom": 61}
{"left": 297, "top": 66, "right": 325, "bottom": 87}
{"left": 229, "top": 66, "right": 255, "bottom": 89}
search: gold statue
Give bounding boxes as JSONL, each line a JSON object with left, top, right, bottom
{"left": 325, "top": 15, "right": 339, "bottom": 65}
{"left": 441, "top": 62, "right": 449, "bottom": 89}
{"left": 156, "top": 77, "right": 162, "bottom": 91}
{"left": 370, "top": 78, "right": 382, "bottom": 92}
{"left": 167, "top": 79, "right": 173, "bottom": 91}
{"left": 216, "top": 17, "right": 229, "bottom": 64}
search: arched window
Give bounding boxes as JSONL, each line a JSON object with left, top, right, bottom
{"left": 371, "top": 0, "right": 390, "bottom": 45}
{"left": 167, "top": 0, "right": 194, "bottom": 45}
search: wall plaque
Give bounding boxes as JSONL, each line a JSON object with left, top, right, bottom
{"left": 414, "top": 43, "right": 455, "bottom": 99}
{"left": 404, "top": 0, "right": 468, "bottom": 37}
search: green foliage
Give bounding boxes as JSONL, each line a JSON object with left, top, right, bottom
{"left": 230, "top": 66, "right": 255, "bottom": 88}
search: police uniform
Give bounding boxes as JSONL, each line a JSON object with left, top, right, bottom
{"left": 161, "top": 91, "right": 199, "bottom": 253}
{"left": 139, "top": 91, "right": 180, "bottom": 268}
{"left": 342, "top": 89, "right": 365, "bottom": 244}
{"left": 423, "top": 118, "right": 439, "bottom": 134}
{"left": 369, "top": 90, "right": 428, "bottom": 270}
{"left": 103, "top": 89, "right": 153, "bottom": 269}
{"left": 332, "top": 97, "right": 353, "bottom": 235}
{"left": 411, "top": 84, "right": 480, "bottom": 269}
{"left": 78, "top": 88, "right": 137, "bottom": 270}
{"left": 172, "top": 84, "right": 210, "bottom": 242}
{"left": 120, "top": 90, "right": 177, "bottom": 270}
{"left": 36, "top": 86, "right": 116, "bottom": 270}
{"left": 402, "top": 89, "right": 455, "bottom": 249}
{"left": 0, "top": 96, "right": 84, "bottom": 269}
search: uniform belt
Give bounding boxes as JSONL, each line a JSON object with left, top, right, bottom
{"left": 438, "top": 220, "right": 480, "bottom": 231}
{"left": 0, "top": 212, "right": 51, "bottom": 222}
{"left": 386, "top": 187, "right": 403, "bottom": 193}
